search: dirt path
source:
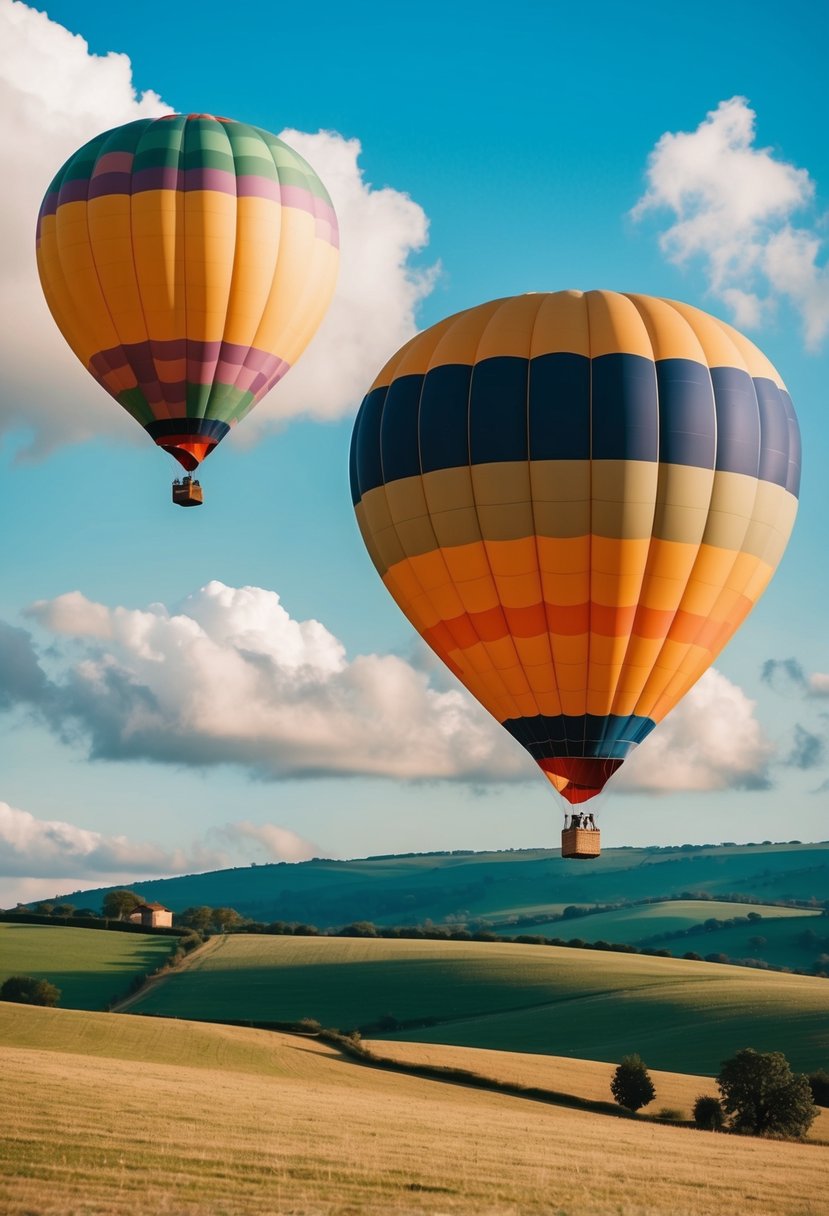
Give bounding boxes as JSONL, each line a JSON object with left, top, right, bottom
{"left": 110, "top": 934, "right": 223, "bottom": 1013}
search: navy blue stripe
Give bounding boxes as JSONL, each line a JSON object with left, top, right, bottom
{"left": 469, "top": 356, "right": 528, "bottom": 464}
{"left": 592, "top": 354, "right": 658, "bottom": 462}
{"left": 352, "top": 385, "right": 386, "bottom": 504}
{"left": 781, "top": 390, "right": 801, "bottom": 497}
{"left": 348, "top": 396, "right": 364, "bottom": 505}
{"left": 710, "top": 367, "right": 760, "bottom": 478}
{"left": 657, "top": 359, "right": 716, "bottom": 469}
{"left": 380, "top": 374, "right": 422, "bottom": 484}
{"left": 754, "top": 378, "right": 792, "bottom": 489}
{"left": 529, "top": 353, "right": 589, "bottom": 460}
{"left": 145, "top": 418, "right": 230, "bottom": 442}
{"left": 419, "top": 363, "right": 471, "bottom": 473}
{"left": 502, "top": 713, "right": 656, "bottom": 760}
{"left": 350, "top": 355, "right": 799, "bottom": 500}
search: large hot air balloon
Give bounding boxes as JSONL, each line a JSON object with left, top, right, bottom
{"left": 36, "top": 114, "right": 338, "bottom": 505}
{"left": 349, "top": 292, "right": 800, "bottom": 857}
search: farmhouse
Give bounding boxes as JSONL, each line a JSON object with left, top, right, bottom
{"left": 128, "top": 902, "right": 173, "bottom": 928}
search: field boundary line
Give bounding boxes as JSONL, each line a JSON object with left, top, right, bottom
{"left": 111, "top": 934, "right": 220, "bottom": 1013}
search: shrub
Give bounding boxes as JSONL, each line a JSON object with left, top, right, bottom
{"left": 610, "top": 1054, "right": 655, "bottom": 1112}
{"left": 656, "top": 1106, "right": 684, "bottom": 1121}
{"left": 693, "top": 1094, "right": 725, "bottom": 1131}
{"left": 0, "top": 975, "right": 61, "bottom": 1006}
{"left": 717, "top": 1048, "right": 818, "bottom": 1139}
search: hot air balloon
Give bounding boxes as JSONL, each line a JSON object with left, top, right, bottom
{"left": 349, "top": 291, "right": 800, "bottom": 857}
{"left": 36, "top": 114, "right": 338, "bottom": 505}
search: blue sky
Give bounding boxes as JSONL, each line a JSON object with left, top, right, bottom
{"left": 1, "top": 0, "right": 827, "bottom": 905}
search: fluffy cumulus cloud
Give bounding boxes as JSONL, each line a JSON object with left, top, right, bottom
{"left": 0, "top": 0, "right": 172, "bottom": 455}
{"left": 0, "top": 798, "right": 222, "bottom": 881}
{"left": 0, "top": 800, "right": 315, "bottom": 905}
{"left": 6, "top": 582, "right": 779, "bottom": 798}
{"left": 217, "top": 820, "right": 317, "bottom": 863}
{"left": 633, "top": 96, "right": 829, "bottom": 348}
{"left": 242, "top": 128, "right": 436, "bottom": 436}
{"left": 0, "top": 1, "right": 435, "bottom": 458}
{"left": 22, "top": 581, "right": 528, "bottom": 782}
{"left": 616, "top": 669, "right": 773, "bottom": 793}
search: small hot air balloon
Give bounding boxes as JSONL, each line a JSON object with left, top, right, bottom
{"left": 36, "top": 114, "right": 338, "bottom": 505}
{"left": 349, "top": 291, "right": 800, "bottom": 857}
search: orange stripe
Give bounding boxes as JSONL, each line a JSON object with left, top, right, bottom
{"left": 421, "top": 597, "right": 754, "bottom": 653}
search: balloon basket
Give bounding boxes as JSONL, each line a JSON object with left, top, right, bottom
{"left": 172, "top": 477, "right": 203, "bottom": 507}
{"left": 561, "top": 827, "right": 601, "bottom": 859}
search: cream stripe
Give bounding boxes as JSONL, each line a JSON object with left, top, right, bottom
{"left": 356, "top": 463, "right": 796, "bottom": 575}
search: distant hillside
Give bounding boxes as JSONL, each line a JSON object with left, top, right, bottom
{"left": 127, "top": 934, "right": 829, "bottom": 1074}
{"left": 48, "top": 842, "right": 829, "bottom": 930}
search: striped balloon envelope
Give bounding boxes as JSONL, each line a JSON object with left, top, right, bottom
{"left": 36, "top": 114, "right": 338, "bottom": 479}
{"left": 350, "top": 291, "right": 800, "bottom": 808}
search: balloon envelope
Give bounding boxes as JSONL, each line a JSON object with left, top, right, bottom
{"left": 350, "top": 291, "right": 800, "bottom": 804}
{"left": 36, "top": 114, "right": 338, "bottom": 471}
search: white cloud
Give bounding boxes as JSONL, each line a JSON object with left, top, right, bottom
{"left": 25, "top": 581, "right": 528, "bottom": 783}
{"left": 0, "top": 0, "right": 172, "bottom": 456}
{"left": 633, "top": 96, "right": 829, "bottom": 349}
{"left": 28, "top": 589, "right": 113, "bottom": 638}
{"left": 616, "top": 669, "right": 773, "bottom": 793}
{"left": 7, "top": 582, "right": 778, "bottom": 796}
{"left": 239, "top": 128, "right": 437, "bottom": 436}
{"left": 222, "top": 820, "right": 317, "bottom": 863}
{"left": 808, "top": 673, "right": 829, "bottom": 697}
{"left": 0, "top": 798, "right": 225, "bottom": 882}
{"left": 0, "top": 2, "right": 436, "bottom": 458}
{"left": 0, "top": 799, "right": 321, "bottom": 906}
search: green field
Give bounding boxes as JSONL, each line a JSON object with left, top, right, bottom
{"left": 128, "top": 934, "right": 829, "bottom": 1074}
{"left": 491, "top": 899, "right": 822, "bottom": 943}
{"left": 57, "top": 841, "right": 829, "bottom": 928}
{"left": 0, "top": 923, "right": 177, "bottom": 1010}
{"left": 2, "top": 1003, "right": 827, "bottom": 1216}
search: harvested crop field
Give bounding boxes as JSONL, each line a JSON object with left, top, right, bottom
{"left": 1, "top": 1004, "right": 827, "bottom": 1216}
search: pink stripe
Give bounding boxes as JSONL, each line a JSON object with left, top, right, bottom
{"left": 92, "top": 151, "right": 134, "bottom": 176}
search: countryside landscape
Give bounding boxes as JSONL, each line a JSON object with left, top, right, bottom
{"left": 2, "top": 842, "right": 829, "bottom": 1213}
{"left": 3, "top": 0, "right": 829, "bottom": 1213}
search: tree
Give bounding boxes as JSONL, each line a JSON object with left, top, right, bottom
{"left": 211, "top": 907, "right": 244, "bottom": 932}
{"left": 610, "top": 1055, "right": 655, "bottom": 1112}
{"left": 1, "top": 975, "right": 61, "bottom": 1006}
{"left": 102, "top": 890, "right": 143, "bottom": 920}
{"left": 808, "top": 1070, "right": 829, "bottom": 1107}
{"left": 34, "top": 902, "right": 54, "bottom": 916}
{"left": 178, "top": 906, "right": 214, "bottom": 933}
{"left": 693, "top": 1094, "right": 725, "bottom": 1131}
{"left": 53, "top": 903, "right": 76, "bottom": 919}
{"left": 717, "top": 1048, "right": 818, "bottom": 1139}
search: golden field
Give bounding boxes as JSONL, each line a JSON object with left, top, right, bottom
{"left": 1, "top": 1003, "right": 826, "bottom": 1216}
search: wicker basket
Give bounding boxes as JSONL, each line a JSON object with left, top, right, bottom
{"left": 561, "top": 827, "right": 601, "bottom": 859}
{"left": 172, "top": 478, "right": 203, "bottom": 507}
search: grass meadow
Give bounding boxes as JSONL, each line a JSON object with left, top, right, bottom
{"left": 1, "top": 1003, "right": 827, "bottom": 1216}
{"left": 0, "top": 923, "right": 177, "bottom": 1010}
{"left": 127, "top": 934, "right": 829, "bottom": 1074}
{"left": 490, "top": 899, "right": 822, "bottom": 941}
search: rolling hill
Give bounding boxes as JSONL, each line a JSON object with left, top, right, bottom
{"left": 125, "top": 934, "right": 829, "bottom": 1074}
{"left": 42, "top": 841, "right": 829, "bottom": 930}
{"left": 1, "top": 1003, "right": 826, "bottom": 1216}
{"left": 0, "top": 922, "right": 178, "bottom": 1011}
